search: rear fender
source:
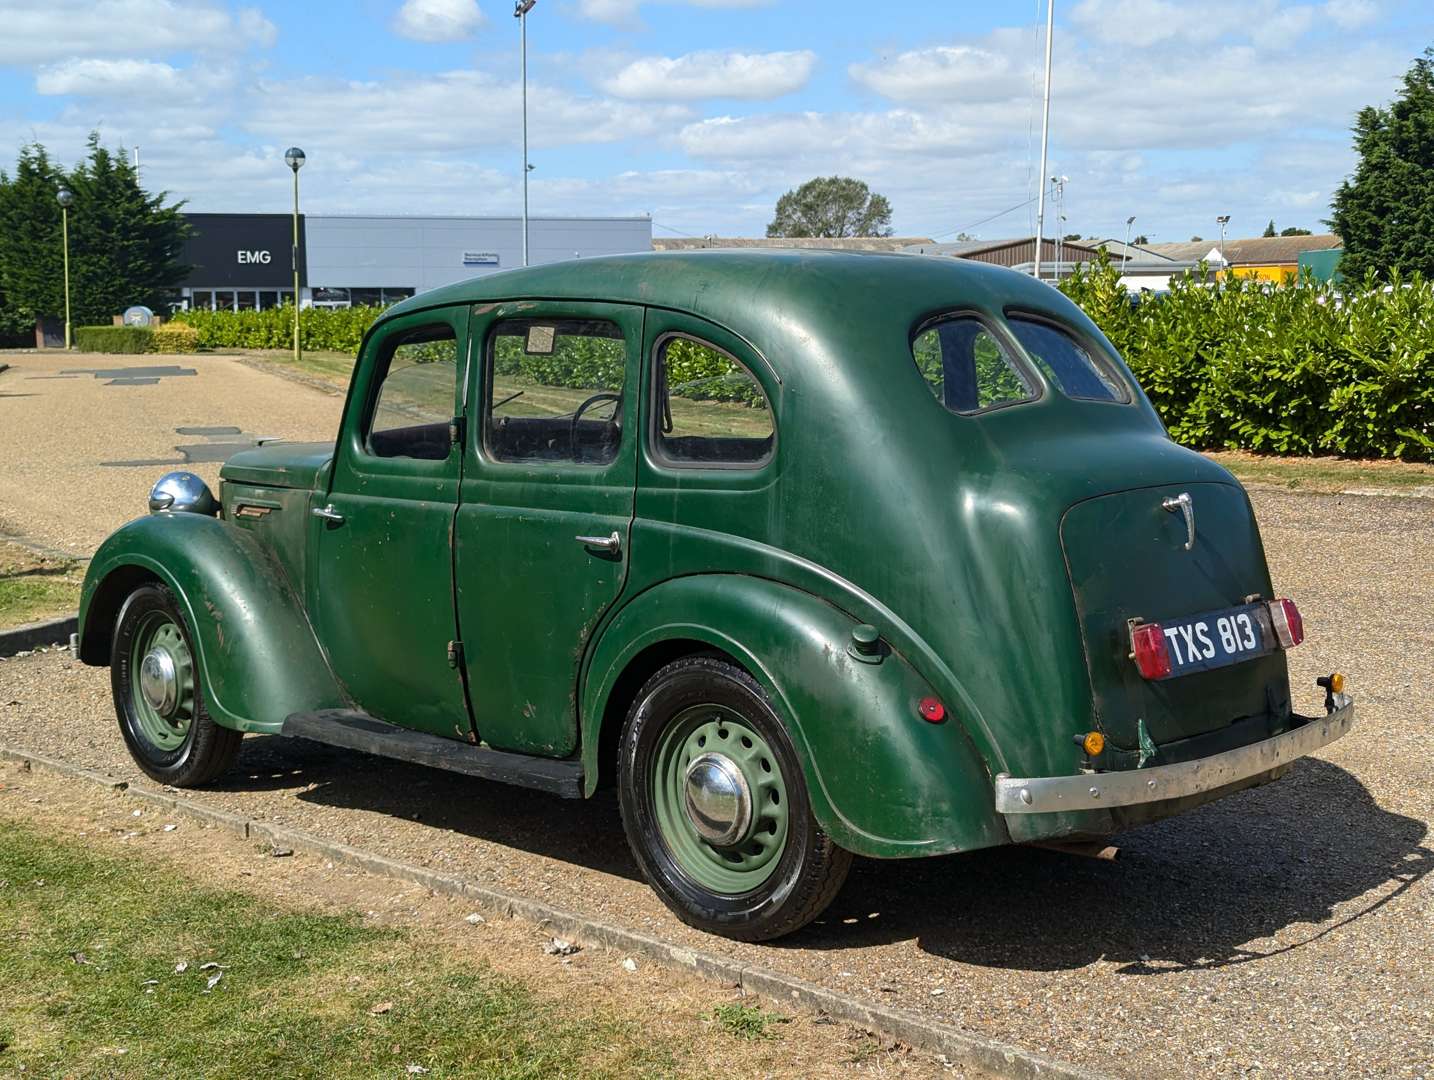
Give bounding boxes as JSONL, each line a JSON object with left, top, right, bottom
{"left": 79, "top": 513, "right": 345, "bottom": 733}
{"left": 581, "top": 574, "right": 1008, "bottom": 858}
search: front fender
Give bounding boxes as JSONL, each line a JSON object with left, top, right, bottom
{"left": 79, "top": 513, "right": 345, "bottom": 733}
{"left": 581, "top": 575, "right": 1009, "bottom": 859}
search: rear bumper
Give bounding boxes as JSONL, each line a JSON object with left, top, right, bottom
{"left": 994, "top": 697, "right": 1354, "bottom": 815}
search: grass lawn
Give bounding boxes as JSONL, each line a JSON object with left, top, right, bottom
{"left": 1204, "top": 450, "right": 1433, "bottom": 494}
{"left": 0, "top": 540, "right": 83, "bottom": 631}
{"left": 0, "top": 817, "right": 711, "bottom": 1078}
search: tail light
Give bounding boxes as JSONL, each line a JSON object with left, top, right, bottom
{"left": 1130, "top": 622, "right": 1171, "bottom": 679}
{"left": 1268, "top": 598, "right": 1304, "bottom": 649}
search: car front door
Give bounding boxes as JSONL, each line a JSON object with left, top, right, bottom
{"left": 314, "top": 307, "right": 473, "bottom": 740}
{"left": 454, "top": 301, "right": 643, "bottom": 756}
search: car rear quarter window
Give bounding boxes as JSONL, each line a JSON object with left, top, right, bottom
{"left": 652, "top": 335, "right": 774, "bottom": 467}
{"left": 1005, "top": 315, "right": 1129, "bottom": 402}
{"left": 911, "top": 316, "right": 1035, "bottom": 414}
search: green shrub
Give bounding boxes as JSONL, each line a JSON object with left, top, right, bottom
{"left": 150, "top": 322, "right": 200, "bottom": 354}
{"left": 170, "top": 304, "right": 382, "bottom": 352}
{"left": 74, "top": 325, "right": 152, "bottom": 354}
{"left": 1059, "top": 256, "right": 1434, "bottom": 461}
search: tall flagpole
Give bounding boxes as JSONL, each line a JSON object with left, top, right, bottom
{"left": 1032, "top": 0, "right": 1054, "bottom": 280}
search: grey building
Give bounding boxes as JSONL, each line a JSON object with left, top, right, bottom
{"left": 179, "top": 213, "right": 653, "bottom": 312}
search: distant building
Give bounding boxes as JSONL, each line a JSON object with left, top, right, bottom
{"left": 902, "top": 237, "right": 1101, "bottom": 280}
{"left": 652, "top": 236, "right": 931, "bottom": 253}
{"left": 1144, "top": 234, "right": 1341, "bottom": 284}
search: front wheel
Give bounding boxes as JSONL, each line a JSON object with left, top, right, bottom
{"left": 111, "top": 583, "right": 241, "bottom": 786}
{"left": 618, "top": 656, "right": 851, "bottom": 942}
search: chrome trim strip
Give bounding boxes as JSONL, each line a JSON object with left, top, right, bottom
{"left": 994, "top": 700, "right": 1354, "bottom": 814}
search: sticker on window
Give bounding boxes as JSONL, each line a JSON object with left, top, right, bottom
{"left": 525, "top": 325, "right": 556, "bottom": 354}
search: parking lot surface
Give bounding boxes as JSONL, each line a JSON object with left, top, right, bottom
{"left": 1, "top": 478, "right": 1430, "bottom": 1078}
{"left": 0, "top": 351, "right": 341, "bottom": 555}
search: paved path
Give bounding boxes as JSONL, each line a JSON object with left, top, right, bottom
{"left": 0, "top": 352, "right": 341, "bottom": 555}
{"left": 1, "top": 488, "right": 1429, "bottom": 1078}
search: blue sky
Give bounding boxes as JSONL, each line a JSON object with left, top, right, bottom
{"left": 1, "top": 0, "right": 1429, "bottom": 244}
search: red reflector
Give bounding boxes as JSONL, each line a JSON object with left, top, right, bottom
{"left": 1268, "top": 598, "right": 1304, "bottom": 649}
{"left": 918, "top": 696, "right": 946, "bottom": 723}
{"left": 1130, "top": 622, "right": 1171, "bottom": 680}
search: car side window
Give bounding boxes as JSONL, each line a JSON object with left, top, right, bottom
{"left": 652, "top": 335, "right": 774, "bottom": 467}
{"left": 367, "top": 324, "right": 459, "bottom": 461}
{"left": 486, "top": 318, "right": 626, "bottom": 465}
{"left": 911, "top": 316, "right": 1034, "bottom": 413}
{"left": 1005, "top": 315, "right": 1129, "bottom": 402}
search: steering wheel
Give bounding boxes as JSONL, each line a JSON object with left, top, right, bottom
{"left": 570, "top": 392, "right": 622, "bottom": 458}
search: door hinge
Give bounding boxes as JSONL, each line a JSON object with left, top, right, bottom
{"left": 447, "top": 640, "right": 464, "bottom": 668}
{"left": 448, "top": 416, "right": 466, "bottom": 446}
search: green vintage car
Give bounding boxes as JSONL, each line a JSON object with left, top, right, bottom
{"left": 78, "top": 251, "right": 1353, "bottom": 940}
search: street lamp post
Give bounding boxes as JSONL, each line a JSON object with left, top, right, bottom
{"left": 515, "top": 0, "right": 536, "bottom": 267}
{"left": 1216, "top": 214, "right": 1230, "bottom": 281}
{"left": 284, "top": 147, "right": 306, "bottom": 365}
{"left": 1122, "top": 215, "right": 1135, "bottom": 275}
{"left": 1050, "top": 175, "right": 1068, "bottom": 279}
{"left": 56, "top": 188, "right": 73, "bottom": 350}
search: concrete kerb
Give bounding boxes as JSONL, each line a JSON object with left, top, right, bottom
{"left": 0, "top": 743, "right": 1103, "bottom": 1080}
{"left": 0, "top": 614, "right": 78, "bottom": 658}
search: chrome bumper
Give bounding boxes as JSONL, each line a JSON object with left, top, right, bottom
{"left": 994, "top": 698, "right": 1354, "bottom": 815}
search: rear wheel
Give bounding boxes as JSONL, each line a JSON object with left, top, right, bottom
{"left": 111, "top": 584, "right": 241, "bottom": 786}
{"left": 618, "top": 655, "right": 851, "bottom": 941}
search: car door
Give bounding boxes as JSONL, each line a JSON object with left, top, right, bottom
{"left": 454, "top": 301, "right": 643, "bottom": 756}
{"left": 313, "top": 306, "right": 473, "bottom": 740}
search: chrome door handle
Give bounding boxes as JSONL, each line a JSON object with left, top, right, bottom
{"left": 1161, "top": 491, "right": 1194, "bottom": 551}
{"left": 311, "top": 504, "right": 345, "bottom": 524}
{"left": 575, "top": 530, "right": 621, "bottom": 554}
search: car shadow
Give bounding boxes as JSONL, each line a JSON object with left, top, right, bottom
{"left": 216, "top": 739, "right": 1427, "bottom": 973}
{"left": 787, "top": 758, "right": 1430, "bottom": 973}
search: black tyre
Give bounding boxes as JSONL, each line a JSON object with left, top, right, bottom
{"left": 111, "top": 583, "right": 242, "bottom": 786}
{"left": 617, "top": 655, "right": 852, "bottom": 942}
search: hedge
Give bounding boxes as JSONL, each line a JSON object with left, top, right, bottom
{"left": 74, "top": 325, "right": 152, "bottom": 353}
{"left": 151, "top": 322, "right": 200, "bottom": 353}
{"left": 171, "top": 304, "right": 381, "bottom": 351}
{"left": 1059, "top": 258, "right": 1434, "bottom": 461}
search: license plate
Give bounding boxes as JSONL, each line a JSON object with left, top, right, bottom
{"left": 1155, "top": 602, "right": 1273, "bottom": 679}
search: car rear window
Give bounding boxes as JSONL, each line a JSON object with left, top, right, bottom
{"left": 1005, "top": 316, "right": 1128, "bottom": 402}
{"left": 911, "top": 315, "right": 1035, "bottom": 414}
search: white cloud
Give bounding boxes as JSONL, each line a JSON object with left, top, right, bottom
{"left": 849, "top": 40, "right": 1024, "bottom": 104}
{"left": 1070, "top": 0, "right": 1316, "bottom": 48}
{"left": 35, "top": 58, "right": 238, "bottom": 100}
{"left": 0, "top": 0, "right": 275, "bottom": 65}
{"left": 392, "top": 0, "right": 485, "bottom": 43}
{"left": 1324, "top": 0, "right": 1378, "bottom": 27}
{"left": 601, "top": 50, "right": 816, "bottom": 101}
{"left": 574, "top": 0, "right": 769, "bottom": 26}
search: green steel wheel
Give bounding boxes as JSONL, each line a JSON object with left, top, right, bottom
{"left": 618, "top": 655, "right": 852, "bottom": 942}
{"left": 111, "top": 583, "right": 242, "bottom": 786}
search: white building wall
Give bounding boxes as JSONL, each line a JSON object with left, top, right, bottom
{"left": 303, "top": 216, "right": 652, "bottom": 294}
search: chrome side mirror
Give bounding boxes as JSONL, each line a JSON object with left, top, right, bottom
{"left": 148, "top": 471, "right": 219, "bottom": 516}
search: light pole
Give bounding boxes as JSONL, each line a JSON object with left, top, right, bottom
{"left": 284, "top": 147, "right": 306, "bottom": 364}
{"left": 1032, "top": 0, "right": 1054, "bottom": 280}
{"left": 1122, "top": 215, "right": 1135, "bottom": 275}
{"left": 56, "top": 188, "right": 73, "bottom": 350}
{"left": 1216, "top": 214, "right": 1230, "bottom": 281}
{"left": 515, "top": 0, "right": 536, "bottom": 267}
{"left": 1050, "top": 175, "right": 1068, "bottom": 279}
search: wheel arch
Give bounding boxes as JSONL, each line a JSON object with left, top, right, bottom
{"left": 79, "top": 513, "right": 347, "bottom": 733}
{"left": 580, "top": 573, "right": 1009, "bottom": 859}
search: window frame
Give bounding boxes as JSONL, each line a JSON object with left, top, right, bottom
{"left": 1001, "top": 309, "right": 1134, "bottom": 405}
{"left": 647, "top": 331, "right": 777, "bottom": 472}
{"left": 480, "top": 315, "right": 631, "bottom": 468}
{"left": 359, "top": 320, "right": 461, "bottom": 462}
{"left": 908, "top": 310, "right": 1042, "bottom": 417}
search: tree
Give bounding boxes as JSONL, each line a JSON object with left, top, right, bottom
{"left": 1062, "top": 232, "right": 1082, "bottom": 242}
{"left": 1330, "top": 47, "right": 1434, "bottom": 279}
{"left": 0, "top": 134, "right": 190, "bottom": 333}
{"left": 1263, "top": 219, "right": 1277, "bottom": 237}
{"left": 1280, "top": 226, "right": 1313, "bottom": 236}
{"left": 766, "top": 177, "right": 893, "bottom": 238}
{"left": 1132, "top": 234, "right": 1149, "bottom": 245}
{"left": 1190, "top": 235, "right": 1204, "bottom": 242}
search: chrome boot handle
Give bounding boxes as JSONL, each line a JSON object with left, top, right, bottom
{"left": 1161, "top": 492, "right": 1194, "bottom": 551}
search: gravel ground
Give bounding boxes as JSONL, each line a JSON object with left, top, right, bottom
{"left": 0, "top": 351, "right": 340, "bottom": 555}
{"left": 1, "top": 488, "right": 1429, "bottom": 1078}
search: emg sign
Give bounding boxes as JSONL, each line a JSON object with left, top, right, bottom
{"left": 238, "top": 250, "right": 272, "bottom": 265}
{"left": 180, "top": 213, "right": 301, "bottom": 288}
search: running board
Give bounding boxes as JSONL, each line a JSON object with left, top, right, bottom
{"left": 281, "top": 710, "right": 584, "bottom": 799}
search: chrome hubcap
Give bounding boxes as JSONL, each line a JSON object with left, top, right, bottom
{"left": 683, "top": 752, "right": 753, "bottom": 847}
{"left": 139, "top": 648, "right": 178, "bottom": 716}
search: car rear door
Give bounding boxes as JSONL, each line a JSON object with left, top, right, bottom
{"left": 453, "top": 300, "right": 643, "bottom": 757}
